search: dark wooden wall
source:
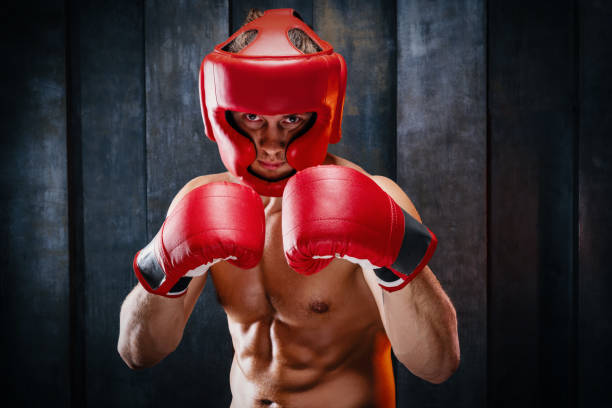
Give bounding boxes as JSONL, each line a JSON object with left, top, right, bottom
{"left": 2, "top": 0, "right": 611, "bottom": 407}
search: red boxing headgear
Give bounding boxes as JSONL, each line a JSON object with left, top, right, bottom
{"left": 199, "top": 9, "right": 347, "bottom": 196}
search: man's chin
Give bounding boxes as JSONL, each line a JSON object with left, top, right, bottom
{"left": 247, "top": 165, "right": 296, "bottom": 182}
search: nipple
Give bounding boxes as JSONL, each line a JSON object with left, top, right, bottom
{"left": 309, "top": 301, "right": 329, "bottom": 313}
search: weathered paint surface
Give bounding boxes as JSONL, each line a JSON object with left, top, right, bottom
{"left": 396, "top": 1, "right": 486, "bottom": 406}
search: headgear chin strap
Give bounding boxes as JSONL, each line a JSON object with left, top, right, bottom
{"left": 199, "top": 8, "right": 347, "bottom": 197}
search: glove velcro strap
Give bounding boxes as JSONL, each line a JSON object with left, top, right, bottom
{"left": 376, "top": 208, "right": 437, "bottom": 292}
{"left": 392, "top": 209, "right": 437, "bottom": 276}
{"left": 133, "top": 241, "right": 191, "bottom": 298}
{"left": 135, "top": 242, "right": 163, "bottom": 288}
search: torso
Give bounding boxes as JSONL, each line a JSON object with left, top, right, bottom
{"left": 204, "top": 154, "right": 395, "bottom": 407}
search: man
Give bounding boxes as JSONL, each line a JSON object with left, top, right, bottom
{"left": 118, "top": 9, "right": 459, "bottom": 407}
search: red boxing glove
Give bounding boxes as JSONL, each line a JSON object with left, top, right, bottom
{"left": 282, "top": 165, "right": 437, "bottom": 292}
{"left": 133, "top": 182, "right": 265, "bottom": 297}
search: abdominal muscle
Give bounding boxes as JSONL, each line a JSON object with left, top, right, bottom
{"left": 227, "top": 320, "right": 395, "bottom": 408}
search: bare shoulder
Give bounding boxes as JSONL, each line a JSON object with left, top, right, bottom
{"left": 325, "top": 153, "right": 421, "bottom": 221}
{"left": 370, "top": 174, "right": 422, "bottom": 221}
{"left": 166, "top": 172, "right": 231, "bottom": 216}
{"left": 323, "top": 153, "right": 368, "bottom": 175}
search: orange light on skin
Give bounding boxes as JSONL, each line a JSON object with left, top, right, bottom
{"left": 373, "top": 332, "right": 396, "bottom": 407}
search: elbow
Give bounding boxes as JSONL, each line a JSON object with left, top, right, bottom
{"left": 395, "top": 332, "right": 461, "bottom": 384}
{"left": 423, "top": 352, "right": 460, "bottom": 384}
{"left": 117, "top": 344, "right": 145, "bottom": 370}
{"left": 117, "top": 341, "right": 148, "bottom": 370}
{"left": 117, "top": 336, "right": 179, "bottom": 370}
{"left": 117, "top": 343, "right": 166, "bottom": 370}
{"left": 396, "top": 350, "right": 460, "bottom": 384}
{"left": 117, "top": 341, "right": 136, "bottom": 369}
{"left": 431, "top": 334, "right": 461, "bottom": 384}
{"left": 122, "top": 359, "right": 155, "bottom": 371}
{"left": 394, "top": 352, "right": 459, "bottom": 384}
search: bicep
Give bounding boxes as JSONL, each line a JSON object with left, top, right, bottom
{"left": 370, "top": 175, "right": 422, "bottom": 222}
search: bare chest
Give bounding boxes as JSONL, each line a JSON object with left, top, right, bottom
{"left": 209, "top": 210, "right": 380, "bottom": 327}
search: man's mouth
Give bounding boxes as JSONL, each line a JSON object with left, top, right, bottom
{"left": 258, "top": 160, "right": 283, "bottom": 170}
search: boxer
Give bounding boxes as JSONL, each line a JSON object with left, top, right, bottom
{"left": 118, "top": 9, "right": 459, "bottom": 407}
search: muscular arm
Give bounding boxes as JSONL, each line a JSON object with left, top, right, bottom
{"left": 117, "top": 273, "right": 206, "bottom": 369}
{"left": 364, "top": 175, "right": 460, "bottom": 384}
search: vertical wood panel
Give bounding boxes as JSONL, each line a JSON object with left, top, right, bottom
{"left": 0, "top": 1, "right": 70, "bottom": 405}
{"left": 145, "top": 1, "right": 232, "bottom": 405}
{"left": 315, "top": 0, "right": 397, "bottom": 178}
{"left": 75, "top": 0, "right": 149, "bottom": 406}
{"left": 533, "top": 4, "right": 576, "bottom": 405}
{"left": 579, "top": 1, "right": 612, "bottom": 407}
{"left": 397, "top": 1, "right": 486, "bottom": 406}
{"left": 146, "top": 0, "right": 228, "bottom": 223}
{"left": 488, "top": 1, "right": 576, "bottom": 406}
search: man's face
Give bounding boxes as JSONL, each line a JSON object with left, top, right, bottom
{"left": 230, "top": 111, "right": 314, "bottom": 181}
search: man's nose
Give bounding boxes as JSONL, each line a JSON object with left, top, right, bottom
{"left": 259, "top": 127, "right": 287, "bottom": 157}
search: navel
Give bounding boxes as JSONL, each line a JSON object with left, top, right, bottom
{"left": 309, "top": 300, "right": 330, "bottom": 314}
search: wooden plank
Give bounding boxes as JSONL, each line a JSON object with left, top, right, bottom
{"left": 488, "top": 1, "right": 576, "bottom": 406}
{"left": 0, "top": 1, "right": 70, "bottom": 405}
{"left": 145, "top": 1, "right": 233, "bottom": 405}
{"left": 73, "top": 0, "right": 150, "bottom": 406}
{"left": 578, "top": 1, "right": 612, "bottom": 406}
{"left": 146, "top": 0, "right": 229, "bottom": 223}
{"left": 314, "top": 0, "right": 397, "bottom": 178}
{"left": 397, "top": 0, "right": 486, "bottom": 406}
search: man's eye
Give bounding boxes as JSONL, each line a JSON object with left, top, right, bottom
{"left": 285, "top": 116, "right": 301, "bottom": 124}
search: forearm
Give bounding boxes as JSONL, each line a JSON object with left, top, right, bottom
{"left": 364, "top": 266, "right": 460, "bottom": 383}
{"left": 117, "top": 284, "right": 187, "bottom": 369}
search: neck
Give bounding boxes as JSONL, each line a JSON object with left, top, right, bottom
{"left": 260, "top": 195, "right": 282, "bottom": 214}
